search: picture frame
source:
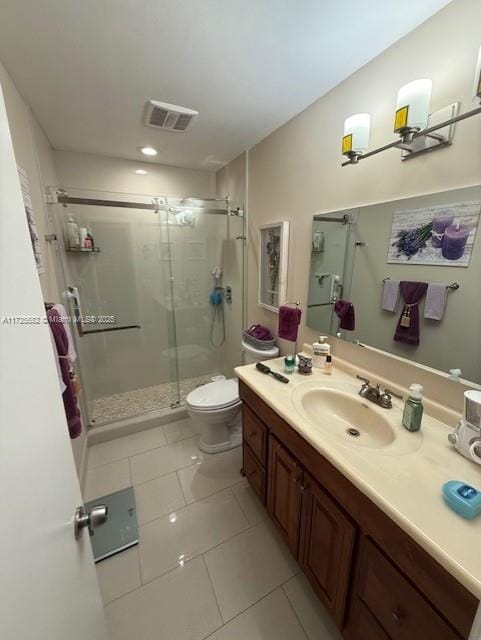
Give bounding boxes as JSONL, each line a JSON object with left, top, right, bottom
{"left": 258, "top": 221, "right": 289, "bottom": 312}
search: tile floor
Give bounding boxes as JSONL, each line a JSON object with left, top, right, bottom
{"left": 90, "top": 374, "right": 216, "bottom": 425}
{"left": 85, "top": 417, "right": 342, "bottom": 640}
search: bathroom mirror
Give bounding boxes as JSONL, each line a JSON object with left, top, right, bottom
{"left": 306, "top": 185, "right": 481, "bottom": 385}
{"left": 258, "top": 221, "right": 289, "bottom": 312}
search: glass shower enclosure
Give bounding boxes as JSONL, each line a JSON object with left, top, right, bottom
{"left": 49, "top": 189, "right": 245, "bottom": 427}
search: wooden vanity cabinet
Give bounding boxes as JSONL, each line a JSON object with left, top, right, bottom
{"left": 239, "top": 380, "right": 478, "bottom": 640}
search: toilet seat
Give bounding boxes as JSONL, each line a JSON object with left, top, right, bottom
{"left": 186, "top": 379, "right": 240, "bottom": 412}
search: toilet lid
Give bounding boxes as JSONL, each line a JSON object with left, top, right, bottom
{"left": 186, "top": 379, "right": 239, "bottom": 410}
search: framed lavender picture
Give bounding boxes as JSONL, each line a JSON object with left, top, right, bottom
{"left": 387, "top": 201, "right": 481, "bottom": 267}
{"left": 258, "top": 221, "right": 290, "bottom": 312}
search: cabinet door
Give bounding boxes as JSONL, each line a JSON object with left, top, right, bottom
{"left": 299, "top": 472, "right": 356, "bottom": 627}
{"left": 267, "top": 435, "right": 303, "bottom": 557}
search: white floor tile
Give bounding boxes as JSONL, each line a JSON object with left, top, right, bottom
{"left": 163, "top": 417, "right": 196, "bottom": 443}
{"left": 134, "top": 472, "right": 186, "bottom": 525}
{"left": 177, "top": 447, "right": 243, "bottom": 503}
{"left": 138, "top": 488, "right": 249, "bottom": 583}
{"left": 204, "top": 521, "right": 298, "bottom": 622}
{"left": 96, "top": 547, "right": 141, "bottom": 605}
{"left": 283, "top": 574, "right": 342, "bottom": 640}
{"left": 87, "top": 426, "right": 167, "bottom": 468}
{"left": 207, "top": 588, "right": 308, "bottom": 640}
{"left": 84, "top": 458, "right": 131, "bottom": 502}
{"left": 130, "top": 436, "right": 204, "bottom": 485}
{"left": 231, "top": 479, "right": 269, "bottom": 526}
{"left": 105, "top": 556, "right": 222, "bottom": 640}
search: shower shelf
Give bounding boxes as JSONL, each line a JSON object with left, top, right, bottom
{"left": 66, "top": 247, "right": 100, "bottom": 254}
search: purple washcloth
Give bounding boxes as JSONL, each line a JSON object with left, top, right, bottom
{"left": 246, "top": 324, "right": 274, "bottom": 341}
{"left": 47, "top": 308, "right": 82, "bottom": 439}
{"left": 334, "top": 299, "right": 356, "bottom": 331}
{"left": 278, "top": 305, "right": 302, "bottom": 342}
{"left": 393, "top": 281, "right": 428, "bottom": 346}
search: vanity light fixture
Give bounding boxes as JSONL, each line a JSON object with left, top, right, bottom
{"left": 394, "top": 79, "right": 432, "bottom": 143}
{"left": 139, "top": 146, "right": 158, "bottom": 156}
{"left": 342, "top": 113, "right": 371, "bottom": 164}
{"left": 342, "top": 47, "right": 481, "bottom": 166}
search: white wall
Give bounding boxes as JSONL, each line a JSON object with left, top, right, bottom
{"left": 236, "top": 0, "right": 481, "bottom": 412}
{"left": 53, "top": 150, "right": 215, "bottom": 198}
{"left": 0, "top": 59, "right": 89, "bottom": 475}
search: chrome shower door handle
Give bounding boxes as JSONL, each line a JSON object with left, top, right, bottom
{"left": 74, "top": 504, "right": 108, "bottom": 540}
{"left": 329, "top": 274, "right": 343, "bottom": 303}
{"left": 67, "top": 285, "right": 85, "bottom": 337}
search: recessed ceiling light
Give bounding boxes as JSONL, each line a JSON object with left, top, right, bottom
{"left": 135, "top": 169, "right": 147, "bottom": 175}
{"left": 139, "top": 146, "right": 158, "bottom": 156}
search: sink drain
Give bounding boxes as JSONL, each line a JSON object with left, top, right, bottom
{"left": 346, "top": 427, "right": 360, "bottom": 437}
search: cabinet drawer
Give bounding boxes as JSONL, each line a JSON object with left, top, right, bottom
{"left": 345, "top": 598, "right": 390, "bottom": 640}
{"left": 243, "top": 403, "right": 267, "bottom": 465}
{"left": 243, "top": 443, "right": 266, "bottom": 503}
{"left": 354, "top": 538, "right": 461, "bottom": 640}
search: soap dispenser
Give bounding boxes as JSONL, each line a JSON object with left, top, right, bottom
{"left": 313, "top": 336, "right": 330, "bottom": 368}
{"left": 402, "top": 384, "right": 424, "bottom": 432}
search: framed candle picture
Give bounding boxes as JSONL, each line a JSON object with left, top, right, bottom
{"left": 387, "top": 200, "right": 481, "bottom": 267}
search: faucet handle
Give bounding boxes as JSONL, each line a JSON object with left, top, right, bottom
{"left": 384, "top": 388, "right": 403, "bottom": 400}
{"left": 356, "top": 375, "right": 370, "bottom": 386}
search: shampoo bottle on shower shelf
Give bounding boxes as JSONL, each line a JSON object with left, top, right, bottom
{"left": 85, "top": 228, "right": 94, "bottom": 249}
{"left": 312, "top": 336, "right": 330, "bottom": 368}
{"left": 67, "top": 217, "right": 80, "bottom": 249}
{"left": 402, "top": 384, "right": 424, "bottom": 432}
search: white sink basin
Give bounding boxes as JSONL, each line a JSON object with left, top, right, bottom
{"left": 292, "top": 382, "right": 422, "bottom": 454}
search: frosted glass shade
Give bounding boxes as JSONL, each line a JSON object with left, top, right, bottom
{"left": 395, "top": 79, "right": 432, "bottom": 130}
{"left": 343, "top": 113, "right": 371, "bottom": 154}
{"left": 473, "top": 46, "right": 481, "bottom": 100}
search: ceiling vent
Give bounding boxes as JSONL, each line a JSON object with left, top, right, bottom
{"left": 144, "top": 100, "right": 198, "bottom": 132}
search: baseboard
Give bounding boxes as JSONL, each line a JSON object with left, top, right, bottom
{"left": 87, "top": 405, "right": 188, "bottom": 446}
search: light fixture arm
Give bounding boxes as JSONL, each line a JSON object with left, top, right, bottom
{"left": 342, "top": 102, "right": 481, "bottom": 166}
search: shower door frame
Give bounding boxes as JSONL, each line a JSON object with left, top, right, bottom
{"left": 48, "top": 189, "right": 245, "bottom": 428}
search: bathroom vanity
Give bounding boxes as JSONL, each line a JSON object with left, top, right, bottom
{"left": 236, "top": 360, "right": 481, "bottom": 640}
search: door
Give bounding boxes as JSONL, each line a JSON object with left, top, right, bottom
{"left": 267, "top": 434, "right": 303, "bottom": 556}
{"left": 299, "top": 472, "right": 356, "bottom": 627}
{"left": 0, "top": 84, "right": 107, "bottom": 639}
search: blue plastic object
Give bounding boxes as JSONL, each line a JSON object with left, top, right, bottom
{"left": 442, "top": 480, "right": 481, "bottom": 520}
{"left": 210, "top": 290, "right": 223, "bottom": 306}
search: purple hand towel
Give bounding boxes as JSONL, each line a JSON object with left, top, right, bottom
{"left": 334, "top": 299, "right": 356, "bottom": 331}
{"left": 278, "top": 305, "right": 302, "bottom": 342}
{"left": 393, "top": 281, "right": 428, "bottom": 346}
{"left": 47, "top": 308, "right": 82, "bottom": 439}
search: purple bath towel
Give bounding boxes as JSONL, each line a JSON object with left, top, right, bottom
{"left": 278, "top": 305, "right": 302, "bottom": 342}
{"left": 393, "top": 281, "right": 428, "bottom": 346}
{"left": 334, "top": 299, "right": 356, "bottom": 331}
{"left": 47, "top": 308, "right": 82, "bottom": 439}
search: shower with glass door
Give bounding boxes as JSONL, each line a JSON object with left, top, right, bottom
{"left": 49, "top": 189, "right": 246, "bottom": 427}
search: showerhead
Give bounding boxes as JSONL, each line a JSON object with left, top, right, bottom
{"left": 211, "top": 266, "right": 222, "bottom": 280}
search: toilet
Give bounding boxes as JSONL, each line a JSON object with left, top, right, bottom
{"left": 185, "top": 339, "right": 279, "bottom": 453}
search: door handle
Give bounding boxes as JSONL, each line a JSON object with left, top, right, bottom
{"left": 67, "top": 285, "right": 85, "bottom": 337}
{"left": 74, "top": 504, "right": 108, "bottom": 539}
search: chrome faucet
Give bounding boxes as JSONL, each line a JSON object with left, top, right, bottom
{"left": 356, "top": 375, "right": 403, "bottom": 409}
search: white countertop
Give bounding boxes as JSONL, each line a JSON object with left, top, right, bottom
{"left": 235, "top": 358, "right": 481, "bottom": 600}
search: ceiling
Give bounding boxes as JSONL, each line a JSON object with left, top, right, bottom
{"left": 0, "top": 0, "right": 451, "bottom": 171}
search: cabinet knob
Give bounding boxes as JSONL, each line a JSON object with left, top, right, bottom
{"left": 391, "top": 608, "right": 404, "bottom": 624}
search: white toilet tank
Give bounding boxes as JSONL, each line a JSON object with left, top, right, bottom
{"left": 241, "top": 340, "right": 279, "bottom": 364}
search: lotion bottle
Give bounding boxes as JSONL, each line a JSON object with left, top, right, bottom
{"left": 312, "top": 336, "right": 330, "bottom": 368}
{"left": 402, "top": 384, "right": 424, "bottom": 432}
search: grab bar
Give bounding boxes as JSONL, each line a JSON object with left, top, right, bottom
{"left": 83, "top": 325, "right": 141, "bottom": 335}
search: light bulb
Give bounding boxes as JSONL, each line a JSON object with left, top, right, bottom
{"left": 139, "top": 146, "right": 158, "bottom": 156}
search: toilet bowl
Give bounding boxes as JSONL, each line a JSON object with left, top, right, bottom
{"left": 186, "top": 340, "right": 280, "bottom": 454}
{"left": 186, "top": 379, "right": 242, "bottom": 454}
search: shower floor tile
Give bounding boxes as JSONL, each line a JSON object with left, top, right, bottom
{"left": 90, "top": 374, "right": 217, "bottom": 425}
